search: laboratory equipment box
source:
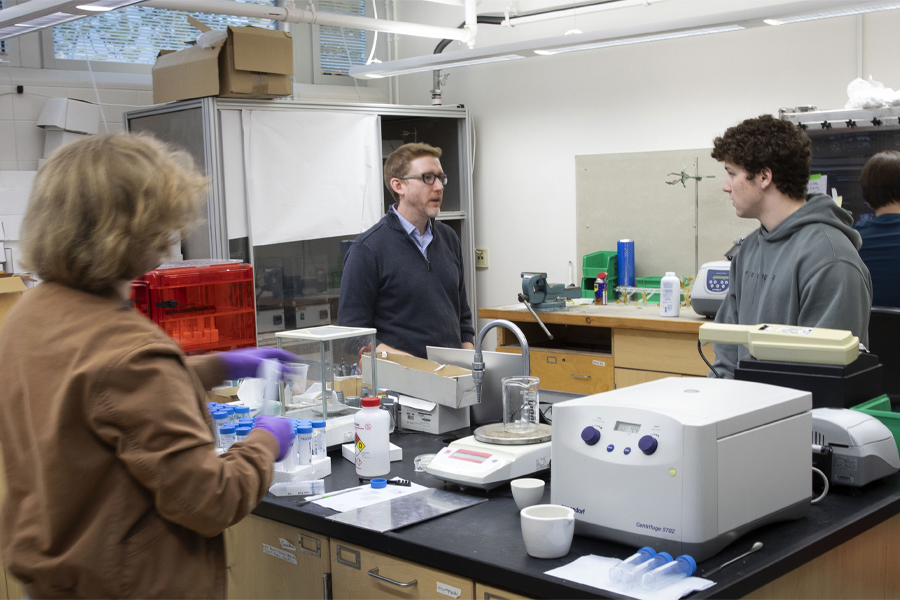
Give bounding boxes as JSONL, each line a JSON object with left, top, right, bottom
{"left": 735, "top": 352, "right": 883, "bottom": 409}
{"left": 552, "top": 377, "right": 812, "bottom": 562}
{"left": 132, "top": 260, "right": 256, "bottom": 354}
{"left": 276, "top": 326, "right": 377, "bottom": 448}
{"left": 399, "top": 396, "right": 471, "bottom": 434}
{"left": 362, "top": 352, "right": 477, "bottom": 409}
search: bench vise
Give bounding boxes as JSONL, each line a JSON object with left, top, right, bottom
{"left": 520, "top": 272, "right": 582, "bottom": 311}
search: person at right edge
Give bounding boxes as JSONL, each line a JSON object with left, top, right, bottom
{"left": 708, "top": 114, "right": 872, "bottom": 379}
{"left": 0, "top": 133, "right": 295, "bottom": 598}
{"left": 854, "top": 150, "right": 900, "bottom": 308}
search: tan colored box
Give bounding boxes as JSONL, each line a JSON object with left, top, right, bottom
{"left": 362, "top": 352, "right": 476, "bottom": 409}
{"left": 0, "top": 275, "right": 27, "bottom": 331}
{"left": 334, "top": 375, "right": 362, "bottom": 398}
{"left": 152, "top": 25, "right": 293, "bottom": 104}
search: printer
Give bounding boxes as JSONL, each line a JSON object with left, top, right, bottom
{"left": 552, "top": 378, "right": 811, "bottom": 562}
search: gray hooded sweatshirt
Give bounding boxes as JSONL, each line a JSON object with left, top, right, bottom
{"left": 711, "top": 194, "right": 872, "bottom": 378}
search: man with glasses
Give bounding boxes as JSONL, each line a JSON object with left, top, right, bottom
{"left": 338, "top": 143, "right": 475, "bottom": 358}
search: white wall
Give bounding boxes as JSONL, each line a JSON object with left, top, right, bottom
{"left": 389, "top": 4, "right": 900, "bottom": 340}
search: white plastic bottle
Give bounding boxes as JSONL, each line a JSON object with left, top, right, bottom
{"left": 278, "top": 427, "right": 298, "bottom": 472}
{"left": 642, "top": 554, "right": 696, "bottom": 590}
{"left": 312, "top": 420, "right": 327, "bottom": 459}
{"left": 660, "top": 271, "right": 681, "bottom": 317}
{"left": 618, "top": 552, "right": 673, "bottom": 589}
{"left": 609, "top": 547, "right": 658, "bottom": 585}
{"left": 355, "top": 397, "right": 390, "bottom": 477}
{"left": 269, "top": 479, "right": 325, "bottom": 497}
{"left": 219, "top": 424, "right": 236, "bottom": 452}
{"left": 297, "top": 425, "right": 313, "bottom": 466}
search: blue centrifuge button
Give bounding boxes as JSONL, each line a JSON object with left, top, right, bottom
{"left": 607, "top": 444, "right": 614, "bottom": 452}
{"left": 581, "top": 427, "right": 601, "bottom": 446}
{"left": 639, "top": 435, "right": 658, "bottom": 455}
{"left": 624, "top": 447, "right": 631, "bottom": 455}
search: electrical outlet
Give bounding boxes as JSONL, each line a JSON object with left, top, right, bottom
{"left": 475, "top": 248, "right": 489, "bottom": 268}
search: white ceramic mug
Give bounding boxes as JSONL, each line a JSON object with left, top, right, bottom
{"left": 520, "top": 504, "right": 575, "bottom": 559}
{"left": 511, "top": 478, "right": 545, "bottom": 511}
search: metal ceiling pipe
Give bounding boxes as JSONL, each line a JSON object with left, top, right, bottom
{"left": 464, "top": 0, "right": 477, "bottom": 48}
{"left": 142, "top": 0, "right": 472, "bottom": 42}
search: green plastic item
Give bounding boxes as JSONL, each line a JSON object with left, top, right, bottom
{"left": 582, "top": 251, "right": 618, "bottom": 300}
{"left": 851, "top": 395, "right": 900, "bottom": 455}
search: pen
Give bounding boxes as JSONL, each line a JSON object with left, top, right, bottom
{"left": 304, "top": 484, "right": 369, "bottom": 502}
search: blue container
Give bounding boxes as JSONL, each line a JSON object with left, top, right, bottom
{"left": 617, "top": 239, "right": 635, "bottom": 286}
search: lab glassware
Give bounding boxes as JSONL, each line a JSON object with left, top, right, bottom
{"left": 609, "top": 547, "right": 658, "bottom": 585}
{"left": 502, "top": 376, "right": 540, "bottom": 434}
{"left": 642, "top": 554, "right": 696, "bottom": 590}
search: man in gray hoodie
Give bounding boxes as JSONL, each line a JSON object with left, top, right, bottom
{"left": 708, "top": 115, "right": 872, "bottom": 378}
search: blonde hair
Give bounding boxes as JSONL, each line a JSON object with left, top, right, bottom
{"left": 383, "top": 143, "right": 442, "bottom": 201}
{"left": 21, "top": 133, "right": 207, "bottom": 293}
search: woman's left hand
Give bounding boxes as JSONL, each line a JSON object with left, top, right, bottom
{"left": 219, "top": 348, "right": 299, "bottom": 380}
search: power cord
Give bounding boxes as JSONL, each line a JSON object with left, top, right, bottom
{"left": 811, "top": 467, "right": 829, "bottom": 504}
{"left": 698, "top": 340, "right": 721, "bottom": 378}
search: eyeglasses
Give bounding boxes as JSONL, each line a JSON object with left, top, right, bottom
{"left": 399, "top": 172, "right": 449, "bottom": 186}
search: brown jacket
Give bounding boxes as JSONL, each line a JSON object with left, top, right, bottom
{"left": 0, "top": 282, "right": 280, "bottom": 598}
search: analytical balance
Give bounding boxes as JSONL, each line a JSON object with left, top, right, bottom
{"left": 551, "top": 377, "right": 812, "bottom": 562}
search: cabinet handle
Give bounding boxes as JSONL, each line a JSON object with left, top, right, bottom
{"left": 367, "top": 567, "right": 418, "bottom": 588}
{"left": 570, "top": 374, "right": 591, "bottom": 379}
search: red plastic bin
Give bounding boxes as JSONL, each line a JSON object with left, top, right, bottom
{"left": 131, "top": 261, "right": 256, "bottom": 354}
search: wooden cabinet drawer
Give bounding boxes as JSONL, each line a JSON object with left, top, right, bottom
{"left": 331, "top": 540, "right": 474, "bottom": 599}
{"left": 475, "top": 582, "right": 533, "bottom": 599}
{"left": 613, "top": 329, "right": 713, "bottom": 377}
{"left": 615, "top": 368, "right": 682, "bottom": 389}
{"left": 497, "top": 347, "right": 613, "bottom": 395}
{"left": 226, "top": 514, "right": 329, "bottom": 600}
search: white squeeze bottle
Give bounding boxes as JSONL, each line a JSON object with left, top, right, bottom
{"left": 660, "top": 271, "right": 681, "bottom": 318}
{"left": 355, "top": 396, "right": 390, "bottom": 477}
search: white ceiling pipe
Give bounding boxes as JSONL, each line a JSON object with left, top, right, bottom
{"left": 507, "top": 0, "right": 670, "bottom": 26}
{"left": 465, "top": 0, "right": 477, "bottom": 48}
{"left": 142, "top": 0, "right": 472, "bottom": 42}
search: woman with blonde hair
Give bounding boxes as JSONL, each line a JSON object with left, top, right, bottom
{"left": 0, "top": 133, "right": 294, "bottom": 598}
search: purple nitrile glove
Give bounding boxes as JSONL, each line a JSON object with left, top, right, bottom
{"left": 219, "top": 348, "right": 299, "bottom": 380}
{"left": 254, "top": 415, "right": 294, "bottom": 462}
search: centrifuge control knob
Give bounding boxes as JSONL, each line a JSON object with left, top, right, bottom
{"left": 581, "top": 426, "right": 601, "bottom": 446}
{"left": 638, "top": 435, "right": 658, "bottom": 455}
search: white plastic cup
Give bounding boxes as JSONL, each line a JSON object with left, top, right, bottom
{"left": 286, "top": 362, "right": 310, "bottom": 396}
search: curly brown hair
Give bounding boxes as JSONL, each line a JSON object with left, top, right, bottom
{"left": 861, "top": 151, "right": 900, "bottom": 209}
{"left": 711, "top": 114, "right": 812, "bottom": 201}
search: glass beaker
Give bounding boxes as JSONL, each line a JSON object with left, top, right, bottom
{"left": 502, "top": 376, "right": 540, "bottom": 434}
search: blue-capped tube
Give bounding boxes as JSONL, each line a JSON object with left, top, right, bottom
{"left": 642, "top": 554, "right": 696, "bottom": 590}
{"left": 609, "top": 547, "right": 657, "bottom": 585}
{"left": 617, "top": 552, "right": 672, "bottom": 589}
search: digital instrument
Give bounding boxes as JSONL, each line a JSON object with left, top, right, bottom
{"left": 426, "top": 432, "right": 551, "bottom": 490}
{"left": 700, "top": 322, "right": 860, "bottom": 366}
{"left": 691, "top": 260, "right": 731, "bottom": 318}
{"left": 812, "top": 408, "right": 899, "bottom": 487}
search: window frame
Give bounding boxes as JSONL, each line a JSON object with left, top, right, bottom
{"left": 311, "top": 0, "right": 371, "bottom": 86}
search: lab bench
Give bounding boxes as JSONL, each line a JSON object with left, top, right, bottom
{"left": 478, "top": 303, "right": 715, "bottom": 393}
{"left": 239, "top": 429, "right": 900, "bottom": 600}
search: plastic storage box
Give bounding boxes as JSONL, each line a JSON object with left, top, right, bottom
{"left": 275, "top": 325, "right": 378, "bottom": 448}
{"left": 132, "top": 260, "right": 256, "bottom": 354}
{"left": 852, "top": 395, "right": 900, "bottom": 455}
{"left": 582, "top": 250, "right": 618, "bottom": 300}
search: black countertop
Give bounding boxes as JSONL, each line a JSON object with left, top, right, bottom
{"left": 254, "top": 428, "right": 900, "bottom": 599}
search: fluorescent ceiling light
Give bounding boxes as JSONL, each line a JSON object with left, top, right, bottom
{"left": 533, "top": 25, "right": 744, "bottom": 56}
{"left": 509, "top": 0, "right": 669, "bottom": 26}
{"left": 0, "top": 0, "right": 144, "bottom": 39}
{"left": 763, "top": 2, "right": 900, "bottom": 25}
{"left": 363, "top": 54, "right": 525, "bottom": 78}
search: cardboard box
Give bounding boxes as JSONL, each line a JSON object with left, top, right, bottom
{"left": 152, "top": 25, "right": 293, "bottom": 104}
{"left": 208, "top": 385, "right": 240, "bottom": 404}
{"left": 43, "top": 130, "right": 88, "bottom": 159}
{"left": 399, "top": 395, "right": 469, "bottom": 434}
{"left": 362, "top": 352, "right": 477, "bottom": 409}
{"left": 36, "top": 98, "right": 100, "bottom": 135}
{"left": 0, "top": 275, "right": 27, "bottom": 331}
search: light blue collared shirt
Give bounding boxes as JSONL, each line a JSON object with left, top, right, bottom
{"left": 391, "top": 205, "right": 433, "bottom": 258}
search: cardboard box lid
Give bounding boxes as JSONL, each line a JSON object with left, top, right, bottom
{"left": 36, "top": 98, "right": 100, "bottom": 135}
{"left": 152, "top": 44, "right": 224, "bottom": 103}
{"left": 364, "top": 352, "right": 476, "bottom": 409}
{"left": 229, "top": 26, "right": 293, "bottom": 75}
{"left": 0, "top": 276, "right": 26, "bottom": 295}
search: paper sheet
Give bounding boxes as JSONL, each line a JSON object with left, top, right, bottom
{"left": 545, "top": 555, "right": 715, "bottom": 600}
{"left": 313, "top": 482, "right": 427, "bottom": 512}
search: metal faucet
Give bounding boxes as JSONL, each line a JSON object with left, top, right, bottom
{"left": 473, "top": 319, "right": 530, "bottom": 405}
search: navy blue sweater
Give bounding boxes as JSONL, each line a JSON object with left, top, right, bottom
{"left": 337, "top": 211, "right": 475, "bottom": 358}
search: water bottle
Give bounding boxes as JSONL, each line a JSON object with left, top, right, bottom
{"left": 312, "top": 420, "right": 327, "bottom": 459}
{"left": 212, "top": 410, "right": 228, "bottom": 448}
{"left": 297, "top": 425, "right": 313, "bottom": 466}
{"left": 660, "top": 272, "right": 681, "bottom": 317}
{"left": 609, "top": 547, "right": 657, "bottom": 585}
{"left": 269, "top": 479, "right": 325, "bottom": 497}
{"left": 355, "top": 397, "right": 390, "bottom": 477}
{"left": 219, "top": 424, "right": 236, "bottom": 451}
{"left": 617, "top": 552, "right": 672, "bottom": 589}
{"left": 236, "top": 426, "right": 251, "bottom": 443}
{"left": 642, "top": 554, "right": 696, "bottom": 590}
